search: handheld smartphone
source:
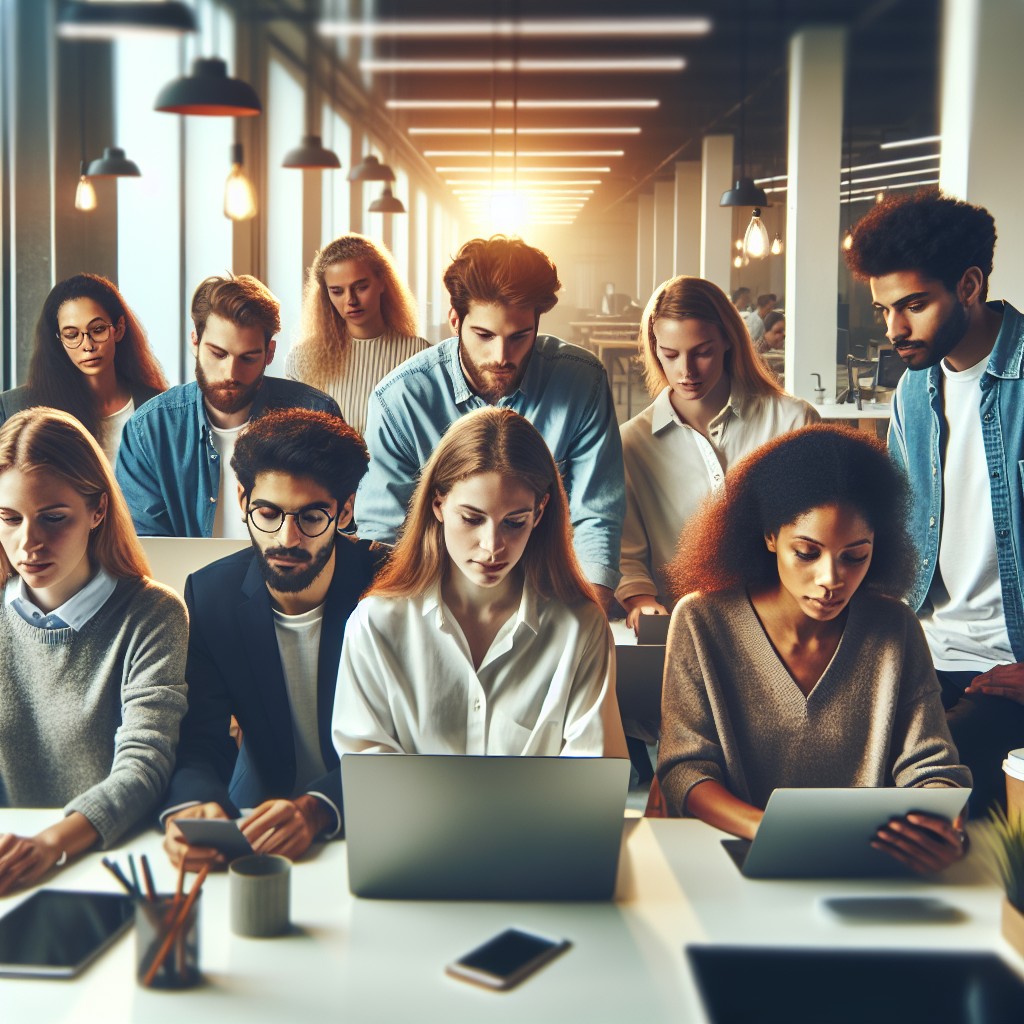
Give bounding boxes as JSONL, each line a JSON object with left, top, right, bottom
{"left": 175, "top": 817, "right": 254, "bottom": 860}
{"left": 445, "top": 928, "right": 571, "bottom": 991}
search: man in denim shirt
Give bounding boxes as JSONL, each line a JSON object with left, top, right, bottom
{"left": 116, "top": 274, "right": 341, "bottom": 537}
{"left": 354, "top": 236, "right": 624, "bottom": 608}
{"left": 846, "top": 191, "right": 1024, "bottom": 814}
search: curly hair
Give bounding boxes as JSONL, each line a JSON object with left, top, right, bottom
{"left": 292, "top": 234, "right": 419, "bottom": 390}
{"left": 191, "top": 273, "right": 281, "bottom": 345}
{"left": 638, "top": 276, "right": 783, "bottom": 399}
{"left": 444, "top": 236, "right": 561, "bottom": 325}
{"left": 667, "top": 424, "right": 916, "bottom": 601}
{"left": 845, "top": 189, "right": 997, "bottom": 300}
{"left": 26, "top": 274, "right": 167, "bottom": 439}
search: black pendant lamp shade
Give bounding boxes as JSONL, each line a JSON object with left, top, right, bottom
{"left": 155, "top": 58, "right": 262, "bottom": 117}
{"left": 58, "top": 1, "right": 198, "bottom": 38}
{"left": 368, "top": 185, "right": 406, "bottom": 214}
{"left": 720, "top": 177, "right": 769, "bottom": 207}
{"left": 348, "top": 154, "right": 396, "bottom": 183}
{"left": 86, "top": 146, "right": 142, "bottom": 177}
{"left": 282, "top": 134, "right": 341, "bottom": 170}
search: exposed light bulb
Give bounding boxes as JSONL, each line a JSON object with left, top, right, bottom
{"left": 732, "top": 254, "right": 744, "bottom": 269}
{"left": 770, "top": 235, "right": 783, "bottom": 256}
{"left": 74, "top": 174, "right": 97, "bottom": 212}
{"left": 224, "top": 144, "right": 257, "bottom": 221}
{"left": 842, "top": 229, "right": 853, "bottom": 251}
{"left": 742, "top": 207, "right": 769, "bottom": 259}
{"left": 733, "top": 239, "right": 743, "bottom": 252}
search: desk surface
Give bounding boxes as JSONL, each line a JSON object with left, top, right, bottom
{"left": 2, "top": 809, "right": 1021, "bottom": 1023}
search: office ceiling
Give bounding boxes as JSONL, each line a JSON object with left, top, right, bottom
{"left": 330, "top": 0, "right": 940, "bottom": 223}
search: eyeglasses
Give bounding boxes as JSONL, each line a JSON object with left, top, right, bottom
{"left": 58, "top": 322, "right": 114, "bottom": 348}
{"left": 246, "top": 503, "right": 338, "bottom": 538}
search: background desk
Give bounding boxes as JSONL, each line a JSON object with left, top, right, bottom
{"left": 1, "top": 809, "right": 1020, "bottom": 1023}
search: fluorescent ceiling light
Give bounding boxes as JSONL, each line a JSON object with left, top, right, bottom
{"left": 323, "top": 18, "right": 710, "bottom": 38}
{"left": 387, "top": 99, "right": 659, "bottom": 110}
{"left": 435, "top": 166, "right": 612, "bottom": 173}
{"left": 424, "top": 150, "right": 625, "bottom": 158}
{"left": 879, "top": 135, "right": 941, "bottom": 150}
{"left": 361, "top": 58, "right": 685, "bottom": 73}
{"left": 453, "top": 188, "right": 594, "bottom": 195}
{"left": 844, "top": 166, "right": 940, "bottom": 187}
{"left": 755, "top": 154, "right": 940, "bottom": 188}
{"left": 410, "top": 127, "right": 640, "bottom": 136}
{"left": 445, "top": 179, "right": 601, "bottom": 186}
{"left": 845, "top": 178, "right": 939, "bottom": 197}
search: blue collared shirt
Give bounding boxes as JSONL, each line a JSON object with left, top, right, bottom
{"left": 5, "top": 566, "right": 117, "bottom": 630}
{"left": 889, "top": 299, "right": 1024, "bottom": 661}
{"left": 353, "top": 334, "right": 625, "bottom": 590}
{"left": 115, "top": 377, "right": 341, "bottom": 537}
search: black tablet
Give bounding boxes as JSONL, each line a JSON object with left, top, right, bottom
{"left": 0, "top": 889, "right": 134, "bottom": 979}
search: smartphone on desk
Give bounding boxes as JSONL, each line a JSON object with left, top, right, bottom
{"left": 446, "top": 928, "right": 571, "bottom": 991}
{"left": 175, "top": 817, "right": 254, "bottom": 860}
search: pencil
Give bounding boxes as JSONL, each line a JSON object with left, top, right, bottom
{"left": 100, "top": 857, "right": 136, "bottom": 898}
{"left": 139, "top": 853, "right": 157, "bottom": 902}
{"left": 142, "top": 865, "right": 209, "bottom": 988}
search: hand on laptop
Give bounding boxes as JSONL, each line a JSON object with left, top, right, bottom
{"left": 164, "top": 802, "right": 231, "bottom": 871}
{"left": 871, "top": 813, "right": 967, "bottom": 874}
{"left": 240, "top": 796, "right": 332, "bottom": 862}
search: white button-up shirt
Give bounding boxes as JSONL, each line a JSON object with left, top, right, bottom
{"left": 5, "top": 566, "right": 117, "bottom": 631}
{"left": 616, "top": 385, "right": 819, "bottom": 606}
{"left": 333, "top": 583, "right": 617, "bottom": 757}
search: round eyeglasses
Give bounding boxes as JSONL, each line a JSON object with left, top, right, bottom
{"left": 58, "top": 322, "right": 114, "bottom": 349}
{"left": 246, "top": 504, "right": 338, "bottom": 538}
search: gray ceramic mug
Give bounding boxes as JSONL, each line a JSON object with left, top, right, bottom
{"left": 229, "top": 854, "right": 291, "bottom": 937}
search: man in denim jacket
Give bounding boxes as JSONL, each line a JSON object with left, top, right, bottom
{"left": 846, "top": 190, "right": 1024, "bottom": 814}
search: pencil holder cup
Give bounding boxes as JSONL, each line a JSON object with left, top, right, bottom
{"left": 135, "top": 893, "right": 201, "bottom": 989}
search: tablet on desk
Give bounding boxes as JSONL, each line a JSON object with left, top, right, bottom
{"left": 0, "top": 890, "right": 134, "bottom": 979}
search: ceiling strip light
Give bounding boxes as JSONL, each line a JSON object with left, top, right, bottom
{"left": 361, "top": 58, "right": 685, "bottom": 73}
{"left": 445, "top": 179, "right": 601, "bottom": 186}
{"left": 410, "top": 127, "right": 640, "bottom": 136}
{"left": 424, "top": 150, "right": 624, "bottom": 158}
{"left": 879, "top": 134, "right": 941, "bottom": 150}
{"left": 387, "top": 99, "right": 659, "bottom": 110}
{"left": 322, "top": 18, "right": 710, "bottom": 38}
{"left": 435, "top": 166, "right": 612, "bottom": 173}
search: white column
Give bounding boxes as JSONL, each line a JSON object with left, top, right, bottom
{"left": 652, "top": 179, "right": 675, "bottom": 287}
{"left": 785, "top": 28, "right": 845, "bottom": 402}
{"left": 700, "top": 135, "right": 733, "bottom": 293}
{"left": 940, "top": 0, "right": 1024, "bottom": 307}
{"left": 673, "top": 161, "right": 701, "bottom": 277}
{"left": 636, "top": 192, "right": 655, "bottom": 301}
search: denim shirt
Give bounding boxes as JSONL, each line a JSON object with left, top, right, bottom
{"left": 888, "top": 300, "right": 1024, "bottom": 661}
{"left": 353, "top": 334, "right": 626, "bottom": 590}
{"left": 115, "top": 377, "right": 341, "bottom": 537}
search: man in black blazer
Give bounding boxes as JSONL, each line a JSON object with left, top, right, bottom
{"left": 161, "top": 408, "right": 383, "bottom": 870}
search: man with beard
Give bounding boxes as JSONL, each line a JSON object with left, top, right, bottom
{"left": 846, "top": 190, "right": 1024, "bottom": 815}
{"left": 161, "top": 409, "right": 383, "bottom": 868}
{"left": 116, "top": 274, "right": 340, "bottom": 537}
{"left": 354, "top": 235, "right": 624, "bottom": 608}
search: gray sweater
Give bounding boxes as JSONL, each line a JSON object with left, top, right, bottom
{"left": 0, "top": 576, "right": 188, "bottom": 846}
{"left": 658, "top": 588, "right": 972, "bottom": 816}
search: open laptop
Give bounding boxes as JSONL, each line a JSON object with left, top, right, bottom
{"left": 636, "top": 613, "right": 671, "bottom": 646}
{"left": 342, "top": 754, "right": 631, "bottom": 900}
{"left": 724, "top": 787, "right": 971, "bottom": 879}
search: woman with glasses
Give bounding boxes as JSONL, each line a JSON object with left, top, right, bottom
{"left": 285, "top": 233, "right": 427, "bottom": 435}
{"left": 0, "top": 407, "right": 187, "bottom": 895}
{"left": 333, "top": 407, "right": 627, "bottom": 758}
{"left": 0, "top": 274, "right": 167, "bottom": 465}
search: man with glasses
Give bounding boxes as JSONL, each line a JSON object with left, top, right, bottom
{"left": 116, "top": 273, "right": 340, "bottom": 537}
{"left": 160, "top": 409, "right": 383, "bottom": 869}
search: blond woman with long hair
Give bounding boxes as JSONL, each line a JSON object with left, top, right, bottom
{"left": 333, "top": 407, "right": 627, "bottom": 758}
{"left": 0, "top": 408, "right": 187, "bottom": 895}
{"left": 617, "top": 276, "right": 819, "bottom": 633}
{"left": 285, "top": 233, "right": 427, "bottom": 434}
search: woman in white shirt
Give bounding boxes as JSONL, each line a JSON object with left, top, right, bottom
{"left": 0, "top": 274, "right": 167, "bottom": 466}
{"left": 285, "top": 233, "right": 428, "bottom": 434}
{"left": 333, "top": 407, "right": 627, "bottom": 758}
{"left": 617, "top": 275, "right": 818, "bottom": 633}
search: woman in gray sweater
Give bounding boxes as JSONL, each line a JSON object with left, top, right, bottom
{"left": 0, "top": 408, "right": 187, "bottom": 895}
{"left": 657, "top": 424, "right": 971, "bottom": 874}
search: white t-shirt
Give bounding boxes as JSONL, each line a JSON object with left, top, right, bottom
{"left": 99, "top": 397, "right": 134, "bottom": 466}
{"left": 272, "top": 603, "right": 328, "bottom": 793}
{"left": 921, "top": 354, "right": 1013, "bottom": 671}
{"left": 210, "top": 422, "right": 248, "bottom": 539}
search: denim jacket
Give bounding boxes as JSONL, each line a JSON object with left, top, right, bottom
{"left": 353, "top": 334, "right": 626, "bottom": 590}
{"left": 888, "top": 300, "right": 1024, "bottom": 661}
{"left": 115, "top": 377, "right": 341, "bottom": 537}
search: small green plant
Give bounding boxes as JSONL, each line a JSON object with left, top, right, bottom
{"left": 980, "top": 807, "right": 1024, "bottom": 912}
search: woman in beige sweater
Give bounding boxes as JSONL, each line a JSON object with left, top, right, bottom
{"left": 657, "top": 424, "right": 971, "bottom": 874}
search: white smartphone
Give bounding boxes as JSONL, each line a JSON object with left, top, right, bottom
{"left": 445, "top": 928, "right": 571, "bottom": 991}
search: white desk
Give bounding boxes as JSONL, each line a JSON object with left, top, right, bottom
{"left": 818, "top": 401, "right": 892, "bottom": 420}
{"left": 1, "top": 810, "right": 1020, "bottom": 1023}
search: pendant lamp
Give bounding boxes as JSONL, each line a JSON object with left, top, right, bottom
{"left": 156, "top": 57, "right": 262, "bottom": 117}
{"left": 86, "top": 146, "right": 142, "bottom": 177}
{"left": 348, "top": 154, "right": 396, "bottom": 182}
{"left": 368, "top": 185, "right": 406, "bottom": 214}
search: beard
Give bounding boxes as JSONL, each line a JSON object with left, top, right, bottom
{"left": 254, "top": 537, "right": 335, "bottom": 593}
{"left": 195, "top": 359, "right": 265, "bottom": 415}
{"left": 458, "top": 345, "right": 528, "bottom": 402}
{"left": 895, "top": 300, "right": 969, "bottom": 371}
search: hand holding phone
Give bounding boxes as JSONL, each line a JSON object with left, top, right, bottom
{"left": 175, "top": 817, "right": 254, "bottom": 861}
{"left": 446, "top": 928, "right": 571, "bottom": 991}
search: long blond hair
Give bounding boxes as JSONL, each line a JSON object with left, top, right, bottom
{"left": 638, "top": 275, "right": 783, "bottom": 398}
{"left": 293, "top": 234, "right": 419, "bottom": 390}
{"left": 0, "top": 407, "right": 150, "bottom": 581}
{"left": 368, "top": 408, "right": 597, "bottom": 607}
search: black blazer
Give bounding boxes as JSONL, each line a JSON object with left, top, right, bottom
{"left": 162, "top": 537, "right": 383, "bottom": 828}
